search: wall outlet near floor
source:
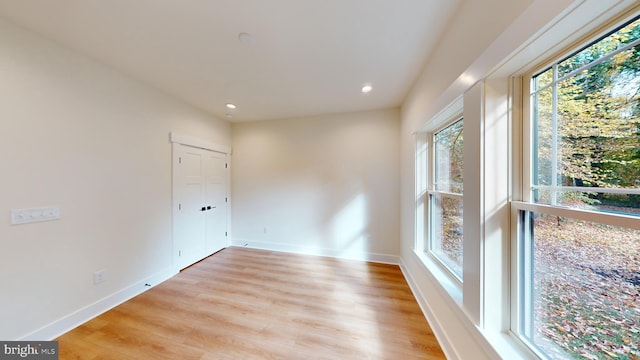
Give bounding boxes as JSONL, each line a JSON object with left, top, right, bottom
{"left": 94, "top": 269, "right": 107, "bottom": 285}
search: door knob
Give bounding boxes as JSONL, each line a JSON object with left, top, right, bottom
{"left": 207, "top": 206, "right": 212, "bottom": 210}
{"left": 201, "top": 207, "right": 206, "bottom": 211}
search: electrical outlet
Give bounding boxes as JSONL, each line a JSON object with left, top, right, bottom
{"left": 94, "top": 269, "right": 107, "bottom": 285}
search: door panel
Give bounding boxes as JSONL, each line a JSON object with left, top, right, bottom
{"left": 179, "top": 181, "right": 206, "bottom": 268}
{"left": 205, "top": 151, "right": 227, "bottom": 254}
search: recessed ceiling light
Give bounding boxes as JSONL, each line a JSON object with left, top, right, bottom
{"left": 361, "top": 84, "right": 373, "bottom": 93}
{"left": 226, "top": 103, "right": 237, "bottom": 110}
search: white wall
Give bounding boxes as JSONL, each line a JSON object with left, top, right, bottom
{"left": 231, "top": 109, "right": 400, "bottom": 262}
{"left": 0, "top": 18, "right": 230, "bottom": 340}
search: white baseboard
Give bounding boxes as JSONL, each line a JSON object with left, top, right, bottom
{"left": 399, "top": 254, "right": 508, "bottom": 360}
{"left": 231, "top": 238, "right": 400, "bottom": 265}
{"left": 399, "top": 260, "right": 459, "bottom": 359}
{"left": 20, "top": 267, "right": 177, "bottom": 341}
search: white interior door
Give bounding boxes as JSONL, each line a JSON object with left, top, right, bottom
{"left": 174, "top": 144, "right": 228, "bottom": 270}
{"left": 174, "top": 145, "right": 206, "bottom": 269}
{"left": 204, "top": 151, "right": 227, "bottom": 254}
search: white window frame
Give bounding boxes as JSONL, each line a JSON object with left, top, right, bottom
{"left": 429, "top": 117, "right": 464, "bottom": 281}
{"left": 511, "top": 9, "right": 640, "bottom": 358}
{"left": 414, "top": 85, "right": 489, "bottom": 329}
{"left": 415, "top": 96, "right": 464, "bottom": 302}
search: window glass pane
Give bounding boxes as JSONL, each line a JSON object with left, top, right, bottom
{"left": 531, "top": 16, "right": 640, "bottom": 211}
{"left": 434, "top": 119, "right": 464, "bottom": 193}
{"left": 430, "top": 194, "right": 463, "bottom": 278}
{"left": 532, "top": 86, "right": 554, "bottom": 190}
{"left": 557, "top": 17, "right": 640, "bottom": 78}
{"left": 556, "top": 50, "right": 640, "bottom": 191}
{"left": 520, "top": 211, "right": 640, "bottom": 359}
{"left": 534, "top": 67, "right": 553, "bottom": 90}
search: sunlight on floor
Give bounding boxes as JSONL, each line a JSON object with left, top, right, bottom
{"left": 330, "top": 268, "right": 384, "bottom": 357}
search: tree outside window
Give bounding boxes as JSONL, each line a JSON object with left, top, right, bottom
{"left": 430, "top": 119, "right": 464, "bottom": 280}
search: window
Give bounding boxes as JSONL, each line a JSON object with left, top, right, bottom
{"left": 514, "top": 15, "right": 640, "bottom": 359}
{"left": 429, "top": 118, "right": 464, "bottom": 280}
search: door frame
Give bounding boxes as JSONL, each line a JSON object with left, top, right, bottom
{"left": 170, "top": 132, "right": 231, "bottom": 271}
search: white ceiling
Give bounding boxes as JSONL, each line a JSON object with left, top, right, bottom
{"left": 0, "top": 0, "right": 460, "bottom": 122}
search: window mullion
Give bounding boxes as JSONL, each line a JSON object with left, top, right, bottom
{"left": 551, "top": 64, "right": 559, "bottom": 206}
{"left": 428, "top": 190, "right": 464, "bottom": 200}
{"left": 519, "top": 211, "right": 535, "bottom": 339}
{"left": 554, "top": 36, "right": 640, "bottom": 85}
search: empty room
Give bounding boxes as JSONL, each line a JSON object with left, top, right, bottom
{"left": 1, "top": 1, "right": 639, "bottom": 359}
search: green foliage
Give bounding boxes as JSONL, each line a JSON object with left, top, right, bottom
{"left": 533, "top": 18, "right": 640, "bottom": 196}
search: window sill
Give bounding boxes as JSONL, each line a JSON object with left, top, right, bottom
{"left": 413, "top": 249, "right": 462, "bottom": 304}
{"left": 481, "top": 330, "right": 542, "bottom": 360}
{"left": 413, "top": 248, "right": 542, "bottom": 360}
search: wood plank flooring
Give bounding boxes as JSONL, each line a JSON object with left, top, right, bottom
{"left": 56, "top": 247, "right": 446, "bottom": 359}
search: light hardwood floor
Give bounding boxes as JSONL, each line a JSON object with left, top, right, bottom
{"left": 56, "top": 247, "right": 446, "bottom": 359}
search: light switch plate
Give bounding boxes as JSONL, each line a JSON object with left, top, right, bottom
{"left": 11, "top": 207, "right": 61, "bottom": 225}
